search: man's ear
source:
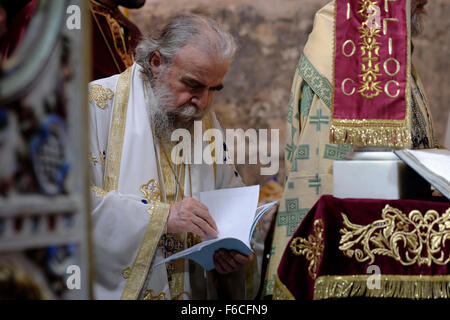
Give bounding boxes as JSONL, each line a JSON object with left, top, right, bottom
{"left": 150, "top": 51, "right": 163, "bottom": 77}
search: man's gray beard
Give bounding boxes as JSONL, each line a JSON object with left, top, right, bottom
{"left": 146, "top": 78, "right": 206, "bottom": 143}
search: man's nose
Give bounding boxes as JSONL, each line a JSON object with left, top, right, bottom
{"left": 191, "top": 90, "right": 210, "bottom": 110}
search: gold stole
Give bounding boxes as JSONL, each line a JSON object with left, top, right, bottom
{"left": 156, "top": 116, "right": 216, "bottom": 299}
{"left": 158, "top": 143, "right": 188, "bottom": 299}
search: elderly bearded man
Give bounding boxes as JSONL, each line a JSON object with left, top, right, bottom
{"left": 263, "top": 0, "right": 438, "bottom": 298}
{"left": 88, "top": 14, "right": 265, "bottom": 300}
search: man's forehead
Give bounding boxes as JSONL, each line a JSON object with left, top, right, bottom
{"left": 171, "top": 45, "right": 228, "bottom": 78}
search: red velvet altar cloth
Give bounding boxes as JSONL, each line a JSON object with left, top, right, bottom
{"left": 276, "top": 195, "right": 450, "bottom": 300}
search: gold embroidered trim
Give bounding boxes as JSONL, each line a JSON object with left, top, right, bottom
{"left": 120, "top": 201, "right": 171, "bottom": 300}
{"left": 143, "top": 289, "right": 168, "bottom": 300}
{"left": 90, "top": 186, "right": 108, "bottom": 198}
{"left": 121, "top": 267, "right": 132, "bottom": 280}
{"left": 314, "top": 275, "right": 450, "bottom": 300}
{"left": 273, "top": 274, "right": 295, "bottom": 300}
{"left": 159, "top": 147, "right": 186, "bottom": 299}
{"left": 88, "top": 84, "right": 114, "bottom": 109}
{"left": 203, "top": 115, "right": 216, "bottom": 182}
{"left": 104, "top": 67, "right": 132, "bottom": 191}
{"left": 90, "top": 0, "right": 134, "bottom": 71}
{"left": 329, "top": 124, "right": 411, "bottom": 147}
{"left": 140, "top": 179, "right": 161, "bottom": 212}
{"left": 290, "top": 219, "right": 324, "bottom": 280}
{"left": 339, "top": 205, "right": 450, "bottom": 266}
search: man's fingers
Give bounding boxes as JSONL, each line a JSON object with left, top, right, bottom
{"left": 213, "top": 255, "right": 227, "bottom": 274}
{"left": 220, "top": 251, "right": 238, "bottom": 270}
{"left": 230, "top": 251, "right": 253, "bottom": 264}
{"left": 191, "top": 205, "right": 217, "bottom": 232}
{"left": 213, "top": 250, "right": 255, "bottom": 274}
{"left": 192, "top": 215, "right": 218, "bottom": 238}
{"left": 190, "top": 223, "right": 209, "bottom": 239}
{"left": 214, "top": 251, "right": 235, "bottom": 273}
{"left": 193, "top": 200, "right": 210, "bottom": 214}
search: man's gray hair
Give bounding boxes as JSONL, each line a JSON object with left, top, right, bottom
{"left": 135, "top": 13, "right": 236, "bottom": 75}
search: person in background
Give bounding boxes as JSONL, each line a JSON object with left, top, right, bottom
{"left": 263, "top": 0, "right": 438, "bottom": 299}
{"left": 90, "top": 0, "right": 145, "bottom": 80}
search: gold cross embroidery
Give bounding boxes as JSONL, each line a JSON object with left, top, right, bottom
{"left": 89, "top": 84, "right": 114, "bottom": 109}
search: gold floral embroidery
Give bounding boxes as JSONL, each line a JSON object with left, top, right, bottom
{"left": 339, "top": 205, "right": 450, "bottom": 266}
{"left": 143, "top": 290, "right": 167, "bottom": 300}
{"left": 88, "top": 84, "right": 114, "bottom": 109}
{"left": 358, "top": 0, "right": 382, "bottom": 99}
{"left": 140, "top": 179, "right": 161, "bottom": 202}
{"left": 187, "top": 232, "right": 202, "bottom": 248}
{"left": 290, "top": 219, "right": 324, "bottom": 280}
{"left": 140, "top": 179, "right": 161, "bottom": 211}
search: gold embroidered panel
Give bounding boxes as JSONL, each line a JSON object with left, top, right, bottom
{"left": 339, "top": 205, "right": 450, "bottom": 266}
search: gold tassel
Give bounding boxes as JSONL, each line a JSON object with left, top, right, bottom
{"left": 330, "top": 125, "right": 412, "bottom": 148}
{"left": 314, "top": 275, "right": 450, "bottom": 300}
{"left": 273, "top": 275, "right": 295, "bottom": 300}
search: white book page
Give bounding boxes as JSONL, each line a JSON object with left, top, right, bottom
{"left": 403, "top": 149, "right": 450, "bottom": 182}
{"left": 199, "top": 185, "right": 260, "bottom": 246}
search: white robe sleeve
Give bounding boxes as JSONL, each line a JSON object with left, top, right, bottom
{"left": 91, "top": 191, "right": 152, "bottom": 299}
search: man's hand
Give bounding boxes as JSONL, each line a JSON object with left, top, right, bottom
{"left": 213, "top": 249, "right": 254, "bottom": 274}
{"left": 167, "top": 197, "right": 218, "bottom": 239}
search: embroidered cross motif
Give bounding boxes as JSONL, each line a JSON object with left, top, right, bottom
{"left": 88, "top": 84, "right": 114, "bottom": 109}
{"left": 290, "top": 219, "right": 324, "bottom": 280}
{"left": 277, "top": 198, "right": 309, "bottom": 236}
{"left": 286, "top": 144, "right": 309, "bottom": 172}
{"left": 140, "top": 179, "right": 161, "bottom": 210}
{"left": 324, "top": 144, "right": 352, "bottom": 160}
{"left": 308, "top": 174, "right": 322, "bottom": 195}
{"left": 309, "top": 109, "right": 329, "bottom": 131}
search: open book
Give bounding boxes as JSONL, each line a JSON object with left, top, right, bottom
{"left": 394, "top": 148, "right": 450, "bottom": 200}
{"left": 152, "top": 185, "right": 278, "bottom": 271}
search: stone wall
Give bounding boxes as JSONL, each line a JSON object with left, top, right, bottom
{"left": 129, "top": 0, "right": 450, "bottom": 186}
